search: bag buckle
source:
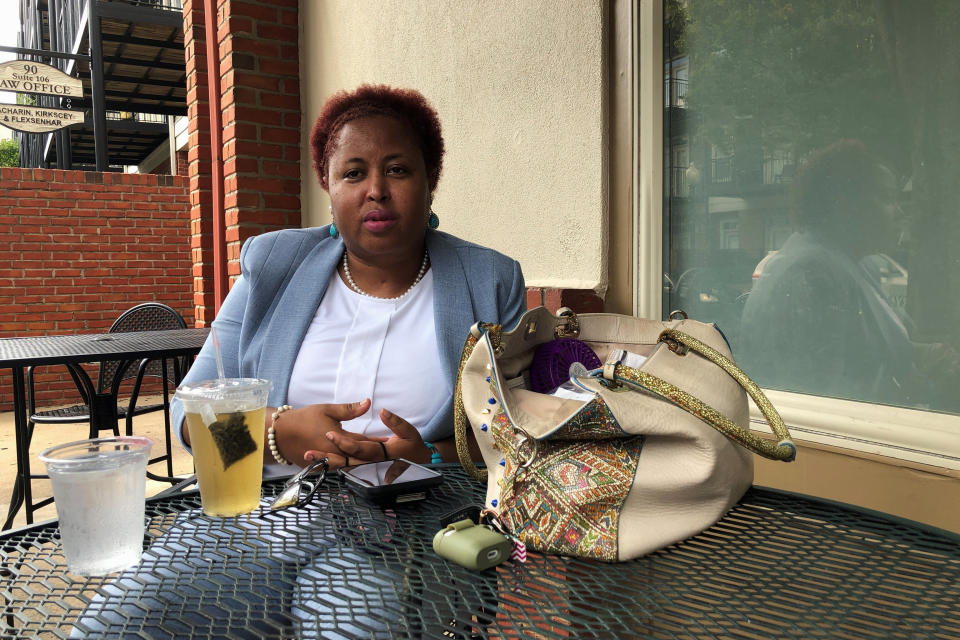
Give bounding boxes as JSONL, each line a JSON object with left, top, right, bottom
{"left": 659, "top": 332, "right": 689, "bottom": 356}
{"left": 472, "top": 321, "right": 506, "bottom": 355}
{"left": 515, "top": 431, "right": 537, "bottom": 471}
{"left": 554, "top": 307, "right": 580, "bottom": 338}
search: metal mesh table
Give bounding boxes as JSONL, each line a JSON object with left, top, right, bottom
{"left": 0, "top": 329, "right": 211, "bottom": 367}
{"left": 0, "top": 328, "right": 210, "bottom": 529}
{"left": 2, "top": 465, "right": 959, "bottom": 639}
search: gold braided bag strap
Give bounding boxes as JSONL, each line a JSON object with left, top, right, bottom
{"left": 613, "top": 328, "right": 796, "bottom": 461}
{"left": 454, "top": 324, "right": 501, "bottom": 481}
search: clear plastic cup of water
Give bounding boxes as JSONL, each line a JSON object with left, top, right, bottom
{"left": 39, "top": 436, "right": 153, "bottom": 576}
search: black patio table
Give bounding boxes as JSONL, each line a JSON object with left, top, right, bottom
{"left": 0, "top": 327, "right": 210, "bottom": 530}
{"left": 1, "top": 464, "right": 958, "bottom": 639}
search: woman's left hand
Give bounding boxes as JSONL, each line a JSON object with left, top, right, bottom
{"left": 320, "top": 408, "right": 430, "bottom": 468}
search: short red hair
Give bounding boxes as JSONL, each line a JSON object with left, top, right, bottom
{"left": 310, "top": 84, "right": 445, "bottom": 192}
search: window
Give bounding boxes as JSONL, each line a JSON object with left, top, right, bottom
{"left": 661, "top": 0, "right": 960, "bottom": 422}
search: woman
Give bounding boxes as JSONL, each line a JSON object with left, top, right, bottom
{"left": 77, "top": 86, "right": 523, "bottom": 638}
{"left": 738, "top": 139, "right": 956, "bottom": 408}
{"left": 172, "top": 84, "right": 526, "bottom": 472}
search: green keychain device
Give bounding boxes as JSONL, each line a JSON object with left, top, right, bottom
{"left": 432, "top": 518, "right": 514, "bottom": 570}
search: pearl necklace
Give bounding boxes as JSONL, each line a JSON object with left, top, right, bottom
{"left": 342, "top": 250, "right": 429, "bottom": 300}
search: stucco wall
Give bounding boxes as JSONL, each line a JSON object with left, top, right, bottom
{"left": 300, "top": 0, "right": 608, "bottom": 294}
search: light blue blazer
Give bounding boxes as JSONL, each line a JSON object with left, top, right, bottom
{"left": 172, "top": 226, "right": 526, "bottom": 444}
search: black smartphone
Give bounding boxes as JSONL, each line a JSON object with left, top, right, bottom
{"left": 339, "top": 458, "right": 444, "bottom": 506}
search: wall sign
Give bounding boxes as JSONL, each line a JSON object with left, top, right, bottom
{"left": 0, "top": 104, "right": 85, "bottom": 133}
{"left": 0, "top": 60, "right": 83, "bottom": 98}
{"left": 0, "top": 61, "right": 84, "bottom": 133}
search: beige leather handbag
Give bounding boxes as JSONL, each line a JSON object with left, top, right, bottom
{"left": 454, "top": 306, "right": 795, "bottom": 561}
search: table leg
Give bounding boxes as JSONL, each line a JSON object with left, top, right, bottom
{"left": 160, "top": 358, "right": 174, "bottom": 479}
{"left": 3, "top": 367, "right": 30, "bottom": 530}
{"left": 64, "top": 362, "right": 119, "bottom": 438}
{"left": 88, "top": 392, "right": 120, "bottom": 438}
{"left": 58, "top": 362, "right": 120, "bottom": 439}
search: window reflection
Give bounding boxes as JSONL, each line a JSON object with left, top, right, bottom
{"left": 663, "top": 0, "right": 960, "bottom": 414}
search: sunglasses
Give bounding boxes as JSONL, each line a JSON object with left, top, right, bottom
{"left": 268, "top": 457, "right": 329, "bottom": 511}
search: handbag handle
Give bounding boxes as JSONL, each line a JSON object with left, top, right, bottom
{"left": 454, "top": 330, "right": 490, "bottom": 481}
{"left": 453, "top": 321, "right": 796, "bottom": 484}
{"left": 612, "top": 328, "right": 796, "bottom": 461}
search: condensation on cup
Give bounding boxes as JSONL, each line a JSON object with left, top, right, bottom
{"left": 39, "top": 436, "right": 153, "bottom": 576}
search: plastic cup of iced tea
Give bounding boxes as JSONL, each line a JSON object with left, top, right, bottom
{"left": 175, "top": 378, "right": 272, "bottom": 516}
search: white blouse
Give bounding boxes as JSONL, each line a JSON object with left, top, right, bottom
{"left": 286, "top": 267, "right": 447, "bottom": 440}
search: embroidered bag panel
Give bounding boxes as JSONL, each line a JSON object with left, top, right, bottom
{"left": 490, "top": 399, "right": 644, "bottom": 561}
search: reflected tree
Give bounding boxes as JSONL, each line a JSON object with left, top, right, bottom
{"left": 682, "top": 0, "right": 959, "bottom": 348}
{"left": 875, "top": 0, "right": 960, "bottom": 344}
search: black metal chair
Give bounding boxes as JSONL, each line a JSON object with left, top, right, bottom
{"left": 26, "top": 303, "right": 188, "bottom": 486}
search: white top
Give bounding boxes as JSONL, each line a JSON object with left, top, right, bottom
{"left": 286, "top": 267, "right": 447, "bottom": 440}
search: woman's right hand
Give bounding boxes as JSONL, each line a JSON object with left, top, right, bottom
{"left": 269, "top": 399, "right": 372, "bottom": 467}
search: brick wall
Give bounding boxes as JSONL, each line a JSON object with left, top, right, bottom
{"left": 146, "top": 150, "right": 189, "bottom": 176}
{"left": 526, "top": 287, "right": 605, "bottom": 313}
{"left": 183, "top": 0, "right": 217, "bottom": 325}
{"left": 184, "top": 0, "right": 301, "bottom": 324}
{"left": 0, "top": 167, "right": 193, "bottom": 411}
{"left": 219, "top": 0, "right": 302, "bottom": 269}
{"left": 177, "top": 150, "right": 188, "bottom": 178}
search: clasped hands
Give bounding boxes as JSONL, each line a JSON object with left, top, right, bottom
{"left": 269, "top": 398, "right": 431, "bottom": 469}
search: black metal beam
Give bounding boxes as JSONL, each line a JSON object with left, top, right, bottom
{"left": 78, "top": 84, "right": 184, "bottom": 98}
{"left": 47, "top": 0, "right": 71, "bottom": 170}
{"left": 76, "top": 72, "right": 184, "bottom": 89}
{"left": 103, "top": 101, "right": 186, "bottom": 116}
{"left": 69, "top": 149, "right": 160, "bottom": 160}
{"left": 71, "top": 91, "right": 185, "bottom": 103}
{"left": 69, "top": 137, "right": 167, "bottom": 149}
{"left": 100, "top": 32, "right": 181, "bottom": 50}
{"left": 105, "top": 104, "right": 186, "bottom": 116}
{"left": 63, "top": 97, "right": 187, "bottom": 116}
{"left": 87, "top": 4, "right": 108, "bottom": 171}
{"left": 0, "top": 44, "right": 89, "bottom": 61}
{"left": 98, "top": 55, "right": 185, "bottom": 72}
{"left": 101, "top": 120, "right": 169, "bottom": 132}
{"left": 94, "top": 1, "right": 184, "bottom": 27}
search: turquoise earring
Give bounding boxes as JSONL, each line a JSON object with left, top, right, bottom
{"left": 329, "top": 204, "right": 339, "bottom": 238}
{"left": 330, "top": 205, "right": 340, "bottom": 238}
{"left": 428, "top": 210, "right": 440, "bottom": 230}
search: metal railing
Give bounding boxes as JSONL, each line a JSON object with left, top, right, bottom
{"left": 13, "top": 0, "right": 183, "bottom": 168}
{"left": 54, "top": 0, "right": 86, "bottom": 61}
{"left": 118, "top": 0, "right": 184, "bottom": 10}
{"left": 669, "top": 166, "right": 689, "bottom": 197}
{"left": 14, "top": 0, "right": 86, "bottom": 167}
{"left": 762, "top": 152, "right": 794, "bottom": 185}
{"left": 17, "top": 0, "right": 43, "bottom": 51}
{"left": 665, "top": 78, "right": 687, "bottom": 108}
{"left": 712, "top": 155, "right": 734, "bottom": 184}
{"left": 13, "top": 0, "right": 55, "bottom": 167}
{"left": 106, "top": 111, "right": 166, "bottom": 123}
{"left": 16, "top": 133, "right": 43, "bottom": 168}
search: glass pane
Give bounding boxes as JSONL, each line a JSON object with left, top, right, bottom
{"left": 663, "top": 0, "right": 960, "bottom": 415}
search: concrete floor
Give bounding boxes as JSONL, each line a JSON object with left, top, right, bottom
{"left": 0, "top": 397, "right": 196, "bottom": 529}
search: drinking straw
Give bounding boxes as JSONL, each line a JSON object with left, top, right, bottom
{"left": 210, "top": 325, "right": 226, "bottom": 384}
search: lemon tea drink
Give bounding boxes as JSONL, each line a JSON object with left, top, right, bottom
{"left": 176, "top": 379, "right": 272, "bottom": 516}
{"left": 185, "top": 406, "right": 266, "bottom": 515}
